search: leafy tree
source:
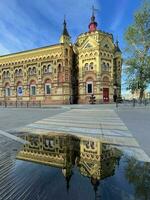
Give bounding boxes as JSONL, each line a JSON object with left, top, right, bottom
{"left": 124, "top": 1, "right": 150, "bottom": 100}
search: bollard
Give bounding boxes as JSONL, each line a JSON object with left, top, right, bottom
{"left": 5, "top": 101, "right": 7, "bottom": 108}
{"left": 116, "top": 100, "right": 118, "bottom": 108}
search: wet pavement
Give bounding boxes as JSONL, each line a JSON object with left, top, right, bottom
{"left": 0, "top": 132, "right": 150, "bottom": 200}
{"left": 10, "top": 108, "right": 150, "bottom": 162}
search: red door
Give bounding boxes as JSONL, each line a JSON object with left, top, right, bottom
{"left": 103, "top": 88, "right": 109, "bottom": 103}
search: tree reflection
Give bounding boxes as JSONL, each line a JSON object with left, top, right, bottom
{"left": 125, "top": 157, "right": 150, "bottom": 200}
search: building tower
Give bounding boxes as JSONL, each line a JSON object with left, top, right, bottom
{"left": 114, "top": 39, "right": 122, "bottom": 101}
{"left": 75, "top": 7, "right": 122, "bottom": 104}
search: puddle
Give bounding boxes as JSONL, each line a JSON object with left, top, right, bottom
{"left": 1, "top": 133, "right": 150, "bottom": 200}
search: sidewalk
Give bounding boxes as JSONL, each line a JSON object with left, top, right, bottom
{"left": 117, "top": 108, "right": 150, "bottom": 158}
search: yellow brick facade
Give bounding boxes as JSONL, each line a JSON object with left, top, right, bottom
{"left": 0, "top": 13, "right": 122, "bottom": 105}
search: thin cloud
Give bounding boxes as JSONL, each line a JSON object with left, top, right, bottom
{"left": 0, "top": 0, "right": 98, "bottom": 54}
{"left": 0, "top": 44, "right": 10, "bottom": 55}
{"left": 110, "top": 0, "right": 129, "bottom": 31}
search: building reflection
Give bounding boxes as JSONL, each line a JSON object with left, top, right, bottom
{"left": 17, "top": 133, "right": 122, "bottom": 193}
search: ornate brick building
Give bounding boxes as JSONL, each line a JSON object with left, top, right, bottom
{"left": 0, "top": 11, "right": 122, "bottom": 104}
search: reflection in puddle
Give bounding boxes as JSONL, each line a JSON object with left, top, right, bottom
{"left": 15, "top": 133, "right": 124, "bottom": 199}
{"left": 1, "top": 132, "right": 149, "bottom": 200}
{"left": 17, "top": 133, "right": 122, "bottom": 184}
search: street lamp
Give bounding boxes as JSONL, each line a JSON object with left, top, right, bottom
{"left": 113, "top": 84, "right": 117, "bottom": 102}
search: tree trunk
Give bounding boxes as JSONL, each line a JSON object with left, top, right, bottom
{"left": 139, "top": 88, "right": 144, "bottom": 100}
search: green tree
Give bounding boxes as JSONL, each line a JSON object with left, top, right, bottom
{"left": 124, "top": 1, "right": 150, "bottom": 100}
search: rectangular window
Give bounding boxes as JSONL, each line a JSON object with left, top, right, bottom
{"left": 86, "top": 82, "right": 93, "bottom": 94}
{"left": 45, "top": 84, "right": 51, "bottom": 95}
{"left": 5, "top": 88, "right": 10, "bottom": 96}
{"left": 30, "top": 85, "right": 36, "bottom": 96}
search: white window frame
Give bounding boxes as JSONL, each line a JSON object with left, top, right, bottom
{"left": 17, "top": 86, "right": 23, "bottom": 96}
{"left": 86, "top": 81, "right": 93, "bottom": 94}
{"left": 5, "top": 87, "right": 11, "bottom": 97}
{"left": 45, "top": 83, "right": 51, "bottom": 95}
{"left": 30, "top": 85, "right": 36, "bottom": 96}
{"left": 47, "top": 65, "right": 52, "bottom": 73}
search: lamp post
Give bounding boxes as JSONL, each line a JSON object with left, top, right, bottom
{"left": 113, "top": 85, "right": 117, "bottom": 102}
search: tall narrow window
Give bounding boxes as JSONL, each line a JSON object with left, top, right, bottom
{"left": 85, "top": 63, "right": 89, "bottom": 71}
{"left": 45, "top": 83, "right": 51, "bottom": 95}
{"left": 86, "top": 81, "right": 93, "bottom": 94}
{"left": 5, "top": 87, "right": 11, "bottom": 96}
{"left": 89, "top": 62, "right": 94, "bottom": 70}
{"left": 30, "top": 85, "right": 36, "bottom": 96}
{"left": 47, "top": 64, "right": 52, "bottom": 73}
{"left": 17, "top": 86, "right": 23, "bottom": 96}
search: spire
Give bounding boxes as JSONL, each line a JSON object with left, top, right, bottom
{"left": 59, "top": 16, "right": 71, "bottom": 44}
{"left": 62, "top": 17, "right": 70, "bottom": 37}
{"left": 88, "top": 5, "right": 98, "bottom": 32}
{"left": 115, "top": 38, "right": 121, "bottom": 53}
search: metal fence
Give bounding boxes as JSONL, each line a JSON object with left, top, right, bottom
{"left": 0, "top": 101, "right": 42, "bottom": 108}
{"left": 116, "top": 99, "right": 150, "bottom": 108}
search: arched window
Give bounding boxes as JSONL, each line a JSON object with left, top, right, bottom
{"left": 107, "top": 63, "right": 109, "bottom": 71}
{"left": 30, "top": 80, "right": 36, "bottom": 96}
{"left": 102, "top": 62, "right": 106, "bottom": 71}
{"left": 28, "top": 68, "right": 31, "bottom": 75}
{"left": 5, "top": 83, "right": 11, "bottom": 97}
{"left": 6, "top": 71, "right": 10, "bottom": 78}
{"left": 58, "top": 64, "right": 61, "bottom": 73}
{"left": 45, "top": 80, "right": 51, "bottom": 95}
{"left": 43, "top": 65, "right": 46, "bottom": 73}
{"left": 89, "top": 62, "right": 94, "bottom": 70}
{"left": 102, "top": 62, "right": 110, "bottom": 71}
{"left": 16, "top": 69, "right": 23, "bottom": 76}
{"left": 3, "top": 71, "right": 6, "bottom": 79}
{"left": 15, "top": 69, "right": 18, "bottom": 76}
{"left": 17, "top": 82, "right": 23, "bottom": 96}
{"left": 85, "top": 63, "right": 89, "bottom": 71}
{"left": 47, "top": 64, "right": 52, "bottom": 73}
{"left": 33, "top": 67, "right": 36, "bottom": 74}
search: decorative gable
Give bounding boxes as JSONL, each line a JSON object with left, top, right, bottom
{"left": 100, "top": 37, "right": 114, "bottom": 50}
{"left": 80, "top": 37, "right": 98, "bottom": 50}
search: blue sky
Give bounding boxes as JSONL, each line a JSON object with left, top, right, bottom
{"left": 0, "top": 0, "right": 144, "bottom": 94}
